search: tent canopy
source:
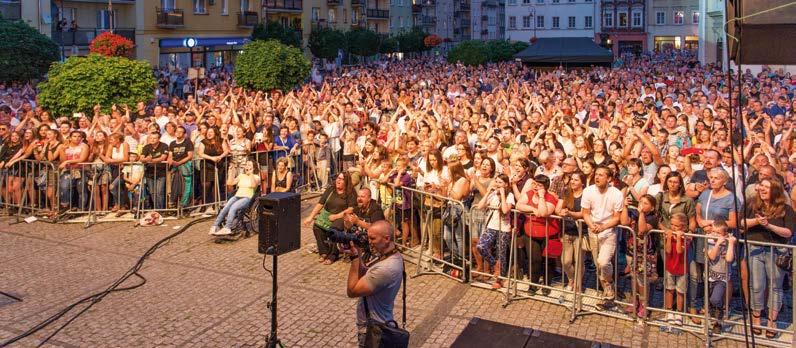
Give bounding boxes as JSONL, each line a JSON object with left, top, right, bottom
{"left": 514, "top": 37, "right": 613, "bottom": 65}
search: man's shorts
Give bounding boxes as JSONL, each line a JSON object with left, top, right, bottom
{"left": 665, "top": 271, "right": 687, "bottom": 294}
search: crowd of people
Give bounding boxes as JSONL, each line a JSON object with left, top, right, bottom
{"left": 2, "top": 49, "right": 796, "bottom": 338}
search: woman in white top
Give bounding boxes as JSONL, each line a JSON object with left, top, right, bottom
{"left": 211, "top": 160, "right": 260, "bottom": 236}
{"left": 475, "top": 173, "right": 515, "bottom": 289}
{"left": 100, "top": 133, "right": 130, "bottom": 213}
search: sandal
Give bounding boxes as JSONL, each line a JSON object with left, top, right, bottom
{"left": 689, "top": 308, "right": 702, "bottom": 325}
{"left": 766, "top": 321, "right": 778, "bottom": 339}
{"left": 752, "top": 313, "right": 762, "bottom": 336}
{"left": 323, "top": 258, "right": 335, "bottom": 265}
{"left": 318, "top": 254, "right": 327, "bottom": 263}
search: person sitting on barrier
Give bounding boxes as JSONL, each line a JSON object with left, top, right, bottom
{"left": 620, "top": 194, "right": 658, "bottom": 319}
{"left": 516, "top": 174, "right": 559, "bottom": 295}
{"left": 581, "top": 165, "right": 624, "bottom": 308}
{"left": 140, "top": 132, "right": 169, "bottom": 210}
{"left": 210, "top": 159, "right": 260, "bottom": 236}
{"left": 663, "top": 213, "right": 688, "bottom": 326}
{"left": 741, "top": 178, "right": 795, "bottom": 338}
{"left": 304, "top": 172, "right": 357, "bottom": 265}
{"left": 57, "top": 131, "right": 90, "bottom": 212}
{"left": 270, "top": 157, "right": 293, "bottom": 193}
{"left": 475, "top": 173, "right": 514, "bottom": 289}
{"left": 706, "top": 220, "right": 735, "bottom": 334}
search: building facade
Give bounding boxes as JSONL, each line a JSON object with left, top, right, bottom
{"left": 390, "top": 0, "right": 412, "bottom": 35}
{"left": 453, "top": 0, "right": 471, "bottom": 41}
{"left": 504, "top": 0, "right": 599, "bottom": 42}
{"left": 472, "top": 0, "right": 504, "bottom": 41}
{"left": 646, "top": 0, "right": 698, "bottom": 52}
{"left": 697, "top": 0, "right": 726, "bottom": 68}
{"left": 598, "top": 0, "right": 646, "bottom": 56}
{"left": 433, "top": 0, "right": 454, "bottom": 40}
{"left": 6, "top": 0, "right": 51, "bottom": 36}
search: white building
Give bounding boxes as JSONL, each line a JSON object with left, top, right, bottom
{"left": 504, "top": 0, "right": 600, "bottom": 43}
{"left": 473, "top": 0, "right": 505, "bottom": 40}
{"left": 697, "top": 0, "right": 727, "bottom": 69}
{"left": 646, "top": 0, "right": 699, "bottom": 52}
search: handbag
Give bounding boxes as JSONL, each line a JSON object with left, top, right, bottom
{"left": 775, "top": 248, "right": 793, "bottom": 272}
{"left": 362, "top": 270, "right": 409, "bottom": 348}
{"left": 314, "top": 193, "right": 334, "bottom": 231}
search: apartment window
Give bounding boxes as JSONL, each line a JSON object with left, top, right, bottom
{"left": 619, "top": 12, "right": 629, "bottom": 26}
{"left": 552, "top": 16, "right": 559, "bottom": 28}
{"left": 509, "top": 0, "right": 516, "bottom": 4}
{"left": 655, "top": 11, "right": 664, "bottom": 24}
{"left": 240, "top": 0, "right": 250, "bottom": 11}
{"left": 568, "top": 16, "right": 575, "bottom": 28}
{"left": 312, "top": 7, "right": 320, "bottom": 21}
{"left": 390, "top": 16, "right": 394, "bottom": 28}
{"left": 220, "top": 0, "right": 228, "bottom": 15}
{"left": 509, "top": 16, "right": 517, "bottom": 29}
{"left": 568, "top": 0, "right": 575, "bottom": 2}
{"left": 329, "top": 9, "right": 336, "bottom": 22}
{"left": 552, "top": 0, "right": 559, "bottom": 3}
{"left": 632, "top": 11, "right": 641, "bottom": 27}
{"left": 97, "top": 10, "right": 117, "bottom": 29}
{"left": 523, "top": 0, "right": 531, "bottom": 4}
{"left": 400, "top": 16, "right": 405, "bottom": 27}
{"left": 536, "top": 0, "right": 544, "bottom": 4}
{"left": 603, "top": 12, "right": 612, "bottom": 27}
{"left": 193, "top": 0, "right": 207, "bottom": 14}
{"left": 161, "top": 0, "right": 175, "bottom": 9}
{"left": 674, "top": 10, "right": 684, "bottom": 24}
{"left": 585, "top": 15, "right": 592, "bottom": 28}
{"left": 522, "top": 16, "right": 531, "bottom": 28}
{"left": 536, "top": 15, "right": 544, "bottom": 27}
{"left": 692, "top": 11, "right": 699, "bottom": 24}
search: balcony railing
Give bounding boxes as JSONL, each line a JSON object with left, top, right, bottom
{"left": 421, "top": 15, "right": 436, "bottom": 26}
{"left": 412, "top": 4, "right": 422, "bottom": 12}
{"left": 603, "top": 26, "right": 644, "bottom": 32}
{"left": 327, "top": 0, "right": 340, "bottom": 5}
{"left": 456, "top": 2, "right": 470, "bottom": 11}
{"left": 237, "top": 11, "right": 259, "bottom": 27}
{"left": 52, "top": 28, "right": 136, "bottom": 47}
{"left": 263, "top": 0, "right": 303, "bottom": 11}
{"left": 460, "top": 18, "right": 471, "bottom": 26}
{"left": 0, "top": 1, "right": 22, "bottom": 20}
{"left": 351, "top": 0, "right": 366, "bottom": 6}
{"left": 156, "top": 8, "right": 184, "bottom": 28}
{"left": 366, "top": 9, "right": 388, "bottom": 18}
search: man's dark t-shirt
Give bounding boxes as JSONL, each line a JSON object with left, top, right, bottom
{"left": 141, "top": 142, "right": 169, "bottom": 178}
{"left": 353, "top": 199, "right": 385, "bottom": 225}
{"left": 168, "top": 138, "right": 194, "bottom": 162}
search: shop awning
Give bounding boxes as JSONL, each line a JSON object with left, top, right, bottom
{"left": 159, "top": 37, "right": 250, "bottom": 48}
{"left": 514, "top": 37, "right": 613, "bottom": 65}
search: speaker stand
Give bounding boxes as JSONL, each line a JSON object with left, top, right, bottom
{"left": 265, "top": 245, "right": 283, "bottom": 348}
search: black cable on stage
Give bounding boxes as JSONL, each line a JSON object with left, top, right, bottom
{"left": 1, "top": 216, "right": 212, "bottom": 348}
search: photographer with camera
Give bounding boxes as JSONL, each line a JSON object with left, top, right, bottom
{"left": 342, "top": 220, "right": 407, "bottom": 348}
{"left": 345, "top": 188, "right": 385, "bottom": 232}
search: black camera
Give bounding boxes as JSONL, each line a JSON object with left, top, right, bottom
{"left": 327, "top": 228, "right": 371, "bottom": 259}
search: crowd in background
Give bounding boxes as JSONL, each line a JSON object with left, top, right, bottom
{"left": 2, "top": 49, "right": 796, "bottom": 337}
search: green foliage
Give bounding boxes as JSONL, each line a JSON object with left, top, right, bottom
{"left": 0, "top": 18, "right": 59, "bottom": 82}
{"left": 252, "top": 21, "right": 301, "bottom": 48}
{"left": 234, "top": 39, "right": 310, "bottom": 92}
{"left": 345, "top": 28, "right": 380, "bottom": 57}
{"left": 308, "top": 27, "right": 346, "bottom": 59}
{"left": 38, "top": 54, "right": 155, "bottom": 117}
{"left": 378, "top": 36, "right": 398, "bottom": 54}
{"left": 394, "top": 27, "right": 427, "bottom": 53}
{"left": 447, "top": 40, "right": 529, "bottom": 66}
{"left": 447, "top": 41, "right": 488, "bottom": 66}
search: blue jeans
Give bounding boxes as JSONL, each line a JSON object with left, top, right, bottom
{"left": 214, "top": 196, "right": 251, "bottom": 228}
{"left": 58, "top": 172, "right": 86, "bottom": 209}
{"left": 750, "top": 245, "right": 787, "bottom": 313}
{"left": 145, "top": 176, "right": 166, "bottom": 210}
{"left": 443, "top": 203, "right": 465, "bottom": 261}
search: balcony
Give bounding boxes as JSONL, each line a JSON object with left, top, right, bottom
{"left": 263, "top": 0, "right": 303, "bottom": 12}
{"left": 327, "top": 0, "right": 340, "bottom": 5}
{"left": 0, "top": 1, "right": 21, "bottom": 20}
{"left": 460, "top": 18, "right": 471, "bottom": 27}
{"left": 367, "top": 9, "right": 389, "bottom": 19}
{"left": 156, "top": 7, "right": 184, "bottom": 28}
{"left": 421, "top": 15, "right": 436, "bottom": 26}
{"left": 351, "top": 0, "right": 366, "bottom": 6}
{"left": 52, "top": 28, "right": 136, "bottom": 47}
{"left": 481, "top": 29, "right": 488, "bottom": 35}
{"left": 237, "top": 11, "right": 259, "bottom": 27}
{"left": 412, "top": 4, "right": 422, "bottom": 12}
{"left": 456, "top": 2, "right": 471, "bottom": 11}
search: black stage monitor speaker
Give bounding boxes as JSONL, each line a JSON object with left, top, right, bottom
{"left": 258, "top": 192, "right": 301, "bottom": 255}
{"left": 726, "top": 0, "right": 796, "bottom": 64}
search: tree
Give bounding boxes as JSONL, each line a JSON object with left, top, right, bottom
{"left": 345, "top": 28, "right": 379, "bottom": 57}
{"left": 38, "top": 54, "right": 156, "bottom": 117}
{"left": 89, "top": 31, "right": 135, "bottom": 58}
{"left": 379, "top": 36, "right": 398, "bottom": 54}
{"left": 395, "top": 27, "right": 427, "bottom": 53}
{"left": 512, "top": 41, "right": 529, "bottom": 54}
{"left": 447, "top": 40, "right": 488, "bottom": 66}
{"left": 234, "top": 39, "right": 310, "bottom": 92}
{"left": 0, "top": 18, "right": 59, "bottom": 82}
{"left": 252, "top": 21, "right": 301, "bottom": 48}
{"left": 485, "top": 40, "right": 517, "bottom": 62}
{"left": 308, "top": 27, "right": 346, "bottom": 60}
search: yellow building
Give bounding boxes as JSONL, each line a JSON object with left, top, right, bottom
{"left": 137, "top": 0, "right": 257, "bottom": 69}
{"left": 50, "top": 0, "right": 136, "bottom": 58}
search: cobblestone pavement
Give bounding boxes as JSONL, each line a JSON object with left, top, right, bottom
{"left": 0, "top": 200, "right": 750, "bottom": 347}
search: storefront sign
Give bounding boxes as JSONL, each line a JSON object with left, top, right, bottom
{"left": 159, "top": 37, "right": 250, "bottom": 48}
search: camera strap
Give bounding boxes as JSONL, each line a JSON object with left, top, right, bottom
{"left": 362, "top": 251, "right": 407, "bottom": 329}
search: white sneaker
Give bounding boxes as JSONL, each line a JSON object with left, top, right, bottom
{"left": 214, "top": 227, "right": 232, "bottom": 236}
{"left": 665, "top": 313, "right": 674, "bottom": 324}
{"left": 209, "top": 225, "right": 218, "bottom": 235}
{"left": 673, "top": 315, "right": 684, "bottom": 326}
